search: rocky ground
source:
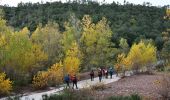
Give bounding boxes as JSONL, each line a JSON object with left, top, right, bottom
{"left": 95, "top": 73, "right": 170, "bottom": 100}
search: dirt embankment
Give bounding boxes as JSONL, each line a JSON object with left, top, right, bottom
{"left": 95, "top": 73, "right": 169, "bottom": 100}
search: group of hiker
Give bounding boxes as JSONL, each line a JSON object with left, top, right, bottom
{"left": 64, "top": 67, "right": 115, "bottom": 89}
{"left": 90, "top": 67, "right": 114, "bottom": 82}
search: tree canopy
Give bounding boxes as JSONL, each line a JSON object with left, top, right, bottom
{"left": 2, "top": 1, "right": 169, "bottom": 49}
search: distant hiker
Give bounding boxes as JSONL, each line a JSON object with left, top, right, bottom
{"left": 90, "top": 70, "right": 94, "bottom": 81}
{"left": 71, "top": 74, "right": 78, "bottom": 89}
{"left": 64, "top": 74, "right": 70, "bottom": 88}
{"left": 109, "top": 68, "right": 114, "bottom": 79}
{"left": 102, "top": 68, "right": 105, "bottom": 78}
{"left": 105, "top": 69, "right": 108, "bottom": 79}
{"left": 98, "top": 69, "right": 102, "bottom": 82}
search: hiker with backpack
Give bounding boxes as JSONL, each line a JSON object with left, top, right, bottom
{"left": 98, "top": 68, "right": 102, "bottom": 82}
{"left": 102, "top": 68, "right": 105, "bottom": 78}
{"left": 109, "top": 67, "right": 114, "bottom": 79}
{"left": 71, "top": 74, "right": 78, "bottom": 89}
{"left": 64, "top": 74, "right": 70, "bottom": 88}
{"left": 105, "top": 68, "right": 109, "bottom": 79}
{"left": 90, "top": 70, "right": 94, "bottom": 81}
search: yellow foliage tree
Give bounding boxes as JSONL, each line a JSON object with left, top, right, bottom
{"left": 31, "top": 22, "right": 63, "bottom": 65}
{"left": 63, "top": 42, "right": 81, "bottom": 76}
{"left": 0, "top": 35, "right": 6, "bottom": 48}
{"left": 115, "top": 53, "right": 131, "bottom": 76}
{"left": 127, "top": 41, "right": 157, "bottom": 73}
{"left": 0, "top": 26, "right": 48, "bottom": 85}
{"left": 115, "top": 41, "right": 157, "bottom": 74}
{"left": 0, "top": 73, "right": 12, "bottom": 95}
{"left": 81, "top": 15, "right": 114, "bottom": 68}
{"left": 32, "top": 62, "right": 63, "bottom": 89}
{"left": 164, "top": 8, "right": 170, "bottom": 19}
{"left": 47, "top": 61, "right": 63, "bottom": 86}
{"left": 32, "top": 71, "right": 49, "bottom": 89}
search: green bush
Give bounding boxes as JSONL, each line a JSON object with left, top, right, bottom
{"left": 108, "top": 94, "right": 142, "bottom": 100}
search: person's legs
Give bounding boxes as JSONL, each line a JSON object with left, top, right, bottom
{"left": 72, "top": 82, "right": 75, "bottom": 89}
{"left": 99, "top": 77, "right": 102, "bottom": 82}
{"left": 65, "top": 81, "right": 68, "bottom": 88}
{"left": 65, "top": 81, "right": 67, "bottom": 89}
{"left": 75, "top": 82, "right": 78, "bottom": 89}
{"left": 92, "top": 75, "right": 94, "bottom": 81}
{"left": 67, "top": 81, "right": 70, "bottom": 87}
{"left": 90, "top": 75, "right": 92, "bottom": 81}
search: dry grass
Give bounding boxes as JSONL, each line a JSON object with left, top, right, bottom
{"left": 90, "top": 82, "right": 107, "bottom": 91}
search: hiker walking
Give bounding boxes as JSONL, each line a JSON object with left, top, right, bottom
{"left": 64, "top": 74, "right": 70, "bottom": 88}
{"left": 105, "top": 68, "right": 109, "bottom": 79}
{"left": 109, "top": 68, "right": 114, "bottom": 79}
{"left": 90, "top": 70, "right": 94, "bottom": 81}
{"left": 102, "top": 68, "right": 105, "bottom": 78}
{"left": 98, "top": 69, "right": 102, "bottom": 82}
{"left": 71, "top": 74, "right": 78, "bottom": 89}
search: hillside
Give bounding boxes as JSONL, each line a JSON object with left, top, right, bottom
{"left": 2, "top": 1, "right": 170, "bottom": 48}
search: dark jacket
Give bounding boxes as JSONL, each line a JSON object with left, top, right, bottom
{"left": 98, "top": 70, "right": 102, "bottom": 77}
{"left": 109, "top": 69, "right": 114, "bottom": 74}
{"left": 90, "top": 71, "right": 94, "bottom": 76}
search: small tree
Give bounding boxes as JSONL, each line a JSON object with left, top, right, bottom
{"left": 0, "top": 73, "right": 12, "bottom": 96}
{"left": 32, "top": 62, "right": 64, "bottom": 89}
{"left": 115, "top": 53, "right": 131, "bottom": 77}
{"left": 119, "top": 38, "right": 129, "bottom": 54}
{"left": 126, "top": 41, "right": 157, "bottom": 73}
{"left": 48, "top": 61, "right": 64, "bottom": 86}
{"left": 63, "top": 42, "right": 81, "bottom": 76}
{"left": 115, "top": 41, "right": 157, "bottom": 75}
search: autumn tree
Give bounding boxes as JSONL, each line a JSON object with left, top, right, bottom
{"left": 81, "top": 15, "right": 115, "bottom": 69}
{"left": 33, "top": 62, "right": 63, "bottom": 89}
{"left": 115, "top": 53, "right": 131, "bottom": 77}
{"left": 115, "top": 41, "right": 157, "bottom": 75}
{"left": 126, "top": 41, "right": 157, "bottom": 73}
{"left": 31, "top": 22, "right": 63, "bottom": 66}
{"left": 47, "top": 61, "right": 64, "bottom": 86}
{"left": 62, "top": 13, "right": 82, "bottom": 53}
{"left": 0, "top": 72, "right": 12, "bottom": 96}
{"left": 62, "top": 22, "right": 77, "bottom": 52}
{"left": 63, "top": 42, "right": 81, "bottom": 76}
{"left": 0, "top": 26, "right": 47, "bottom": 85}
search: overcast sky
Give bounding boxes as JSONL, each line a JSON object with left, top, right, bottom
{"left": 0, "top": 0, "right": 169, "bottom": 7}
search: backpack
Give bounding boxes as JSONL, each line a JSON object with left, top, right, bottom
{"left": 72, "top": 76, "right": 77, "bottom": 82}
{"left": 90, "top": 71, "right": 94, "bottom": 76}
{"left": 98, "top": 71, "right": 102, "bottom": 76}
{"left": 64, "top": 76, "right": 69, "bottom": 82}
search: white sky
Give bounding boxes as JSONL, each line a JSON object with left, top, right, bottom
{"left": 0, "top": 0, "right": 169, "bottom": 7}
